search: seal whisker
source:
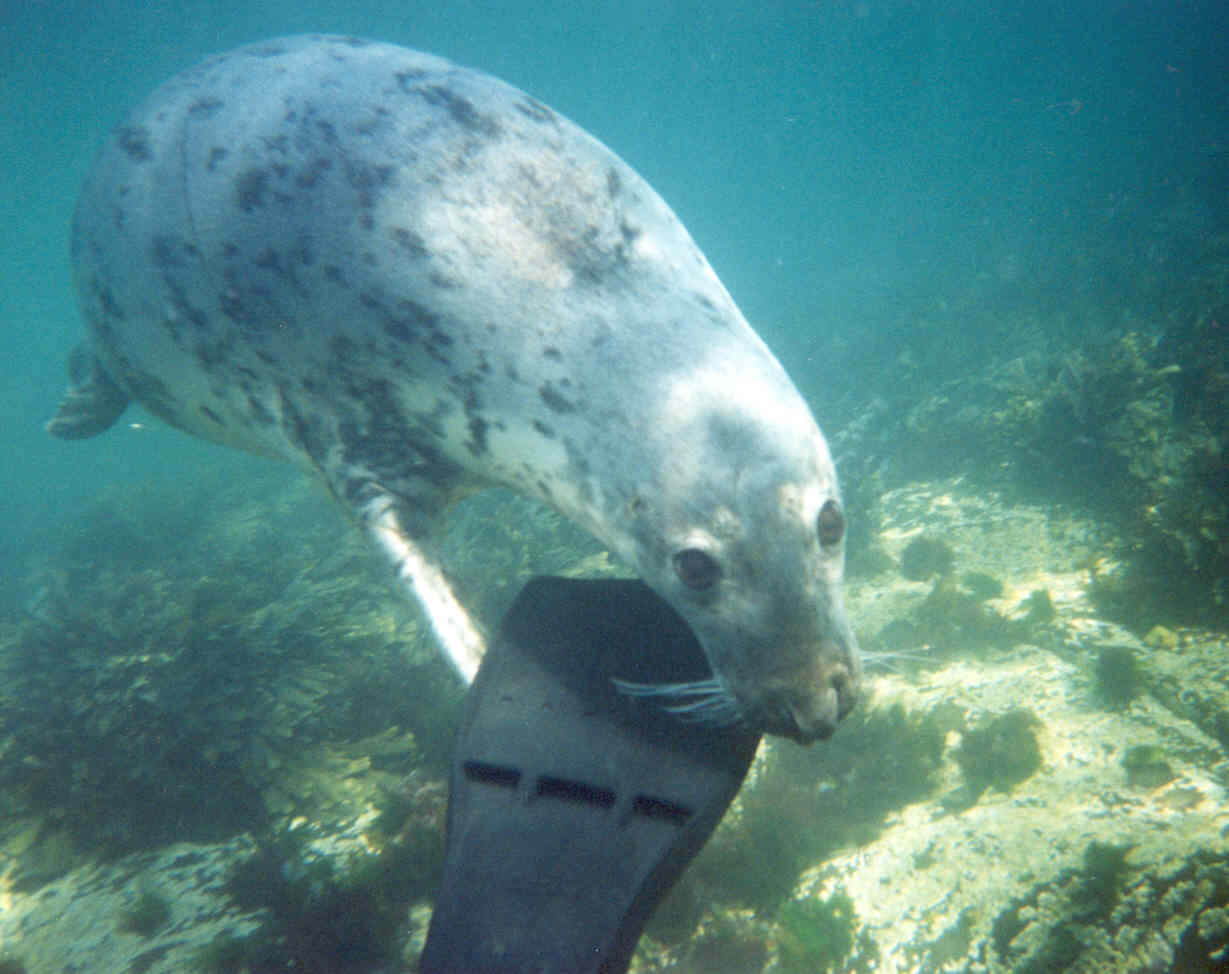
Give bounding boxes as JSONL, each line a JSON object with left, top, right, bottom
{"left": 612, "top": 677, "right": 745, "bottom": 727}
{"left": 861, "top": 648, "right": 932, "bottom": 673}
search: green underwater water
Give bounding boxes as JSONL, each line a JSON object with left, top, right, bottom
{"left": 1, "top": 1, "right": 1228, "bottom": 971}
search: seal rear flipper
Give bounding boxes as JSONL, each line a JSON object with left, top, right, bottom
{"left": 45, "top": 343, "right": 129, "bottom": 439}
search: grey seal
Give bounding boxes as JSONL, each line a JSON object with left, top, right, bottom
{"left": 48, "top": 35, "right": 858, "bottom": 742}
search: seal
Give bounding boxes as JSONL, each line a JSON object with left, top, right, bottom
{"left": 48, "top": 35, "right": 858, "bottom": 742}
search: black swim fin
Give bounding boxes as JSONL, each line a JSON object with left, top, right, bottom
{"left": 420, "top": 576, "right": 761, "bottom": 974}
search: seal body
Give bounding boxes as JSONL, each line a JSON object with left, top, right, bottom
{"left": 51, "top": 35, "right": 858, "bottom": 742}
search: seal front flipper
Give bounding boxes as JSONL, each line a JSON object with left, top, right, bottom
{"left": 45, "top": 344, "right": 129, "bottom": 439}
{"left": 355, "top": 487, "right": 486, "bottom": 683}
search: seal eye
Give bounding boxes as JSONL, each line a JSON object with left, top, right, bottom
{"left": 817, "top": 500, "right": 845, "bottom": 547}
{"left": 674, "top": 548, "right": 721, "bottom": 590}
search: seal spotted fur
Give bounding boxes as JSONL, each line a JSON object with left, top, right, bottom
{"left": 49, "top": 35, "right": 858, "bottom": 742}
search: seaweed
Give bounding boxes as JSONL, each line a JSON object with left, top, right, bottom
{"left": 1095, "top": 645, "right": 1142, "bottom": 709}
{"left": 899, "top": 535, "right": 956, "bottom": 581}
{"left": 952, "top": 708, "right": 1042, "bottom": 804}
{"left": 776, "top": 891, "right": 878, "bottom": 974}
{"left": 1121, "top": 744, "right": 1174, "bottom": 789}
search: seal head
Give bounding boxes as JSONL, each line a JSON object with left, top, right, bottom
{"left": 608, "top": 343, "right": 859, "bottom": 743}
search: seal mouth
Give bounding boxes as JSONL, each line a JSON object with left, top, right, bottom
{"left": 756, "top": 659, "right": 859, "bottom": 745}
{"left": 614, "top": 660, "right": 858, "bottom": 745}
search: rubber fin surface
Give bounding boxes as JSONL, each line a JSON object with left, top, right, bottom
{"left": 421, "top": 576, "right": 761, "bottom": 974}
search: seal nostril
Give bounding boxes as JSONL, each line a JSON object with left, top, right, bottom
{"left": 828, "top": 665, "right": 857, "bottom": 718}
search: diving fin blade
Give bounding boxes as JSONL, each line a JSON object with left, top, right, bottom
{"left": 421, "top": 576, "right": 761, "bottom": 974}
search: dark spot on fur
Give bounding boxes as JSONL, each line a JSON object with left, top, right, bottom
{"left": 383, "top": 318, "right": 410, "bottom": 342}
{"left": 207, "top": 147, "right": 228, "bottom": 172}
{"left": 424, "top": 339, "right": 452, "bottom": 367}
{"left": 515, "top": 98, "right": 557, "bottom": 125}
{"left": 382, "top": 299, "right": 439, "bottom": 344}
{"left": 420, "top": 85, "right": 501, "bottom": 137}
{"left": 296, "top": 156, "right": 332, "bottom": 189}
{"left": 429, "top": 272, "right": 460, "bottom": 289}
{"left": 391, "top": 227, "right": 428, "bottom": 258}
{"left": 193, "top": 339, "right": 226, "bottom": 369}
{"left": 316, "top": 119, "right": 338, "bottom": 144}
{"left": 569, "top": 224, "right": 631, "bottom": 286}
{"left": 92, "top": 279, "right": 126, "bottom": 322}
{"left": 278, "top": 390, "right": 332, "bottom": 468}
{"left": 254, "top": 248, "right": 297, "bottom": 286}
{"left": 346, "top": 162, "right": 394, "bottom": 229}
{"left": 247, "top": 394, "right": 275, "bottom": 425}
{"left": 532, "top": 419, "right": 555, "bottom": 438}
{"left": 117, "top": 126, "right": 152, "bottom": 162}
{"left": 252, "top": 44, "right": 288, "bottom": 59}
{"left": 330, "top": 335, "right": 357, "bottom": 363}
{"left": 542, "top": 346, "right": 563, "bottom": 361}
{"left": 121, "top": 370, "right": 178, "bottom": 426}
{"left": 355, "top": 105, "right": 392, "bottom": 136}
{"left": 348, "top": 162, "right": 394, "bottom": 193}
{"left": 607, "top": 168, "right": 622, "bottom": 198}
{"left": 394, "top": 67, "right": 428, "bottom": 93}
{"left": 164, "top": 277, "right": 210, "bottom": 331}
{"left": 620, "top": 220, "right": 640, "bottom": 246}
{"left": 467, "top": 414, "right": 489, "bottom": 456}
{"left": 292, "top": 236, "right": 314, "bottom": 266}
{"left": 539, "top": 382, "right": 577, "bottom": 414}
{"left": 199, "top": 404, "right": 224, "bottom": 425}
{"left": 219, "top": 289, "right": 245, "bottom": 322}
{"left": 188, "top": 97, "right": 224, "bottom": 118}
{"left": 518, "top": 164, "right": 543, "bottom": 190}
{"left": 236, "top": 168, "right": 268, "bottom": 212}
{"left": 152, "top": 236, "right": 183, "bottom": 268}
{"left": 323, "top": 264, "right": 346, "bottom": 285}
